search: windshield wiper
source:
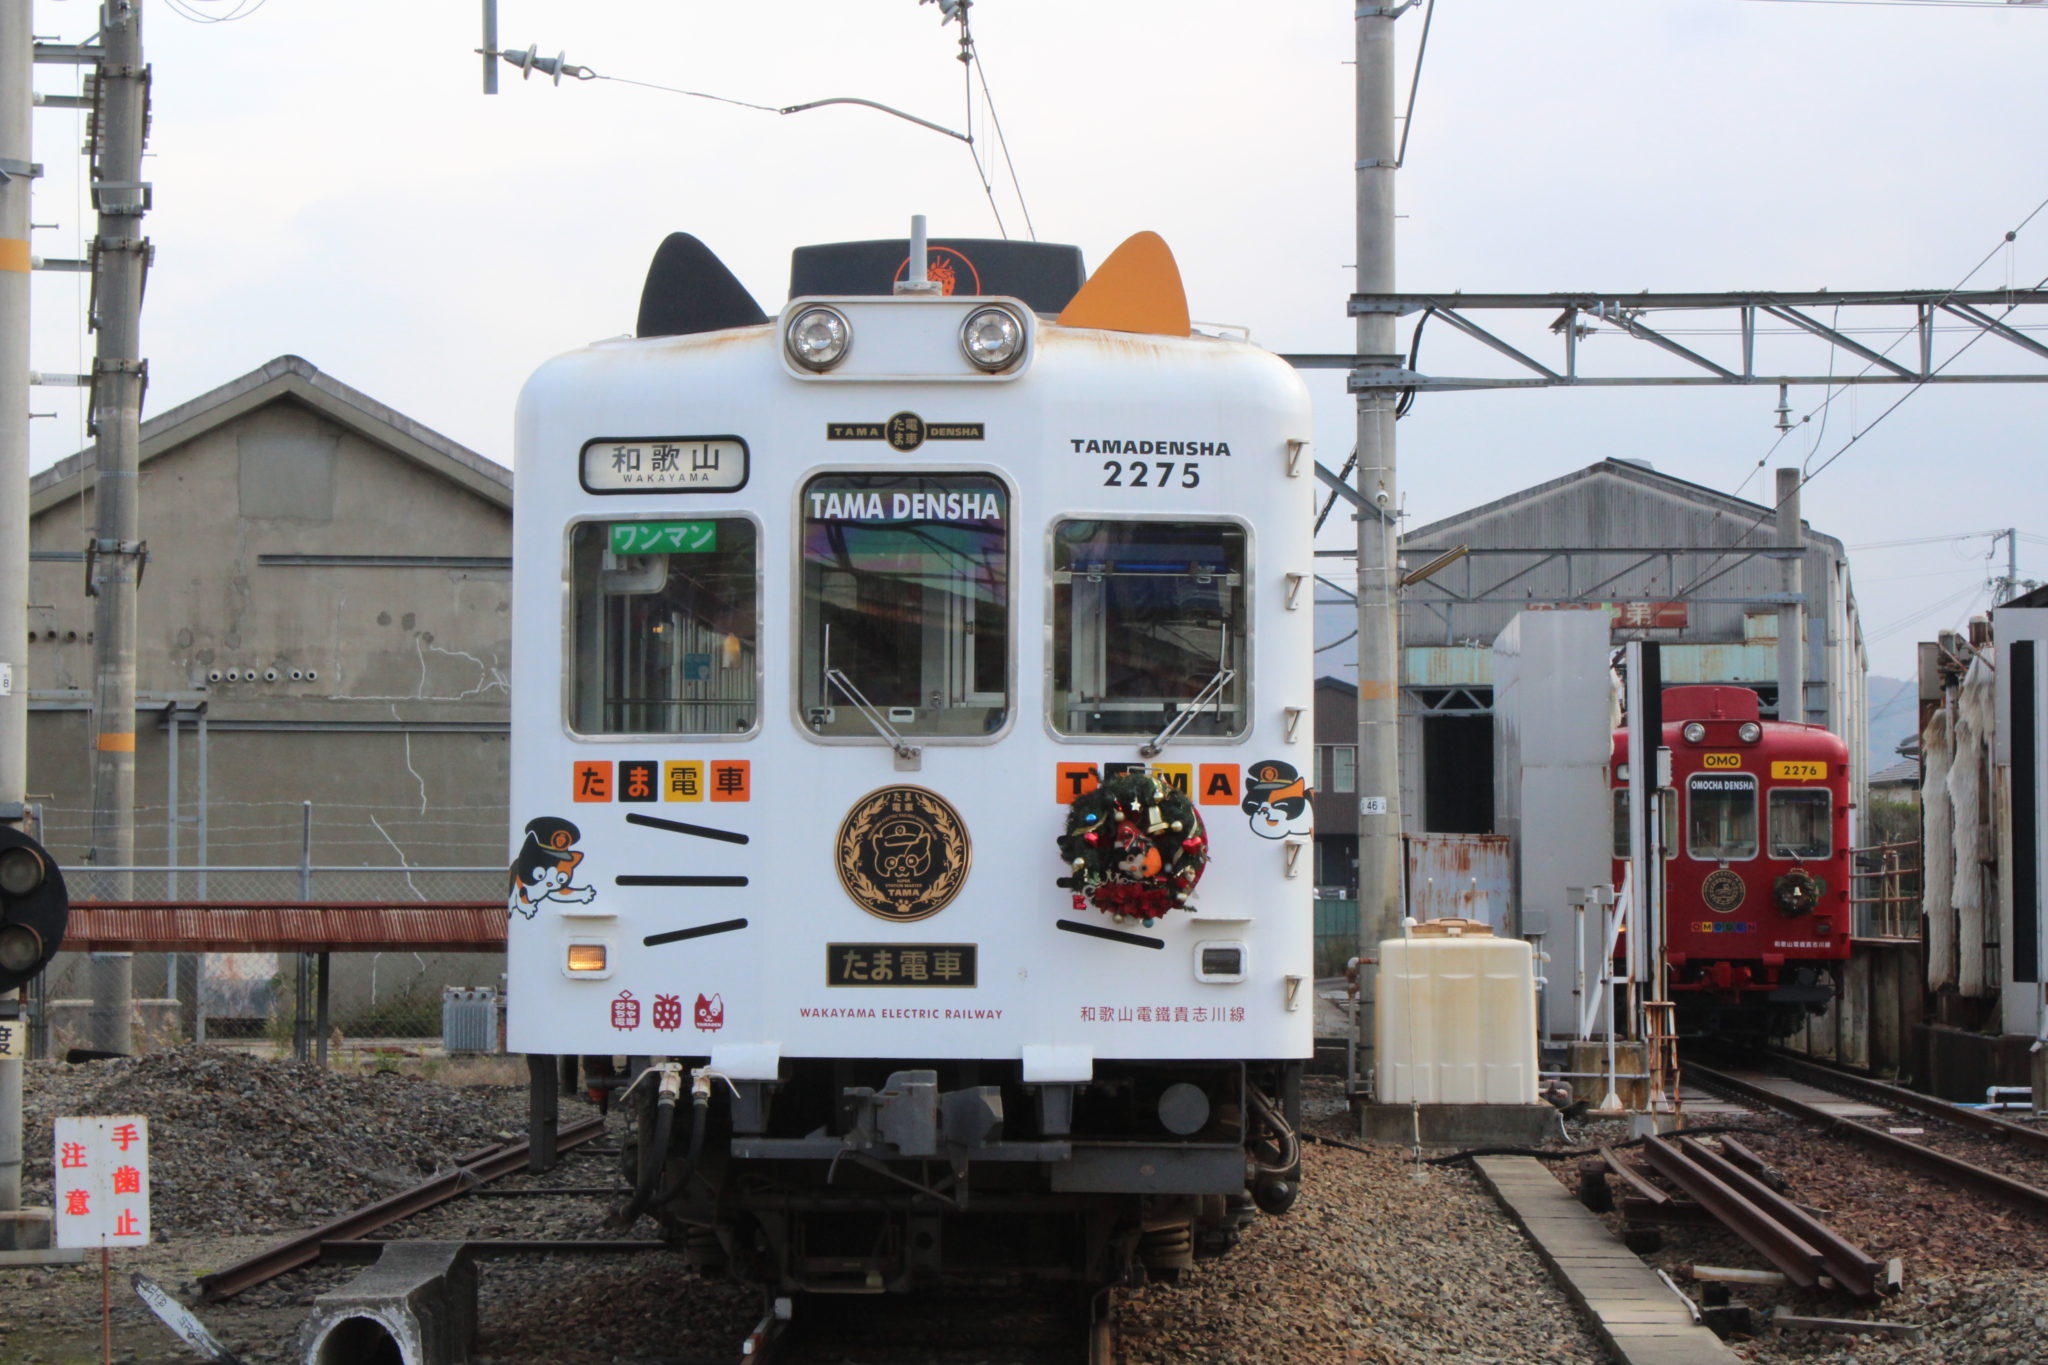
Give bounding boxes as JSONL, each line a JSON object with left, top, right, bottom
{"left": 825, "top": 667, "right": 920, "bottom": 763}
{"left": 1140, "top": 668, "right": 1236, "bottom": 758}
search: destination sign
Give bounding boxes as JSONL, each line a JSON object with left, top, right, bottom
{"left": 581, "top": 437, "right": 748, "bottom": 493}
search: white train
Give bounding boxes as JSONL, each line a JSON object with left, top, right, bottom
{"left": 505, "top": 223, "right": 1317, "bottom": 1313}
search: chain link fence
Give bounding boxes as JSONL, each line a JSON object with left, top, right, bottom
{"left": 32, "top": 867, "right": 505, "bottom": 1065}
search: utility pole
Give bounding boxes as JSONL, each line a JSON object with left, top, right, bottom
{"left": 1775, "top": 468, "right": 1804, "bottom": 724}
{"left": 1, "top": 0, "right": 36, "bottom": 1240}
{"left": 84, "top": 0, "right": 147, "bottom": 1055}
{"left": 1352, "top": 2, "right": 1404, "bottom": 1098}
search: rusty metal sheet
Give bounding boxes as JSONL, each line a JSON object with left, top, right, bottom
{"left": 1404, "top": 833, "right": 1512, "bottom": 927}
{"left": 64, "top": 903, "right": 506, "bottom": 952}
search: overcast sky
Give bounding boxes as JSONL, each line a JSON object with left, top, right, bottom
{"left": 21, "top": 0, "right": 2047, "bottom": 685}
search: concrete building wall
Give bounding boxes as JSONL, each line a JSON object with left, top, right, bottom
{"left": 25, "top": 361, "right": 512, "bottom": 870}
{"left": 1392, "top": 460, "right": 1867, "bottom": 835}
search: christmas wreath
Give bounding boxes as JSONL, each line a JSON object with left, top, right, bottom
{"left": 1055, "top": 773, "right": 1209, "bottom": 924}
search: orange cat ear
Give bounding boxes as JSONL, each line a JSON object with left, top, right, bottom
{"left": 1056, "top": 232, "right": 1191, "bottom": 338}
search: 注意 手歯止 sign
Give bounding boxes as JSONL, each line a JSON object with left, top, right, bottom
{"left": 53, "top": 1115, "right": 151, "bottom": 1248}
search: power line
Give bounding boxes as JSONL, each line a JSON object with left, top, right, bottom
{"left": 1672, "top": 194, "right": 2048, "bottom": 601}
{"left": 966, "top": 28, "right": 1036, "bottom": 241}
{"left": 1724, "top": 0, "right": 2048, "bottom": 10}
{"left": 1849, "top": 529, "right": 2004, "bottom": 549}
{"left": 163, "top": 0, "right": 269, "bottom": 23}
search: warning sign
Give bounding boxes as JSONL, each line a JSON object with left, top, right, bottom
{"left": 54, "top": 1115, "right": 151, "bottom": 1248}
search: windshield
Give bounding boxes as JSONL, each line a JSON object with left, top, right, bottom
{"left": 567, "top": 518, "right": 759, "bottom": 735}
{"left": 1687, "top": 773, "right": 1758, "bottom": 861}
{"left": 798, "top": 472, "right": 1009, "bottom": 738}
{"left": 1769, "top": 788, "right": 1831, "bottom": 860}
{"left": 1049, "top": 520, "right": 1247, "bottom": 738}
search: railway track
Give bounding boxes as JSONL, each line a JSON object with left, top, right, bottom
{"left": 1684, "top": 1059, "right": 2048, "bottom": 1225}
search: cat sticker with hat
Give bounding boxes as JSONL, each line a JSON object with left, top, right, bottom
{"left": 1241, "top": 760, "right": 1313, "bottom": 840}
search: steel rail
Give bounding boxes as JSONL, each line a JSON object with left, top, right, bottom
{"left": 1637, "top": 1136, "right": 1825, "bottom": 1289}
{"left": 1671, "top": 1135, "right": 1883, "bottom": 1301}
{"left": 197, "top": 1115, "right": 606, "bottom": 1300}
{"left": 1687, "top": 1063, "right": 2048, "bottom": 1225}
{"left": 320, "top": 1238, "right": 664, "bottom": 1262}
{"left": 1762, "top": 1049, "right": 2048, "bottom": 1156}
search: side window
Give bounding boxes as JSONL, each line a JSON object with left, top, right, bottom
{"left": 1687, "top": 773, "right": 1758, "bottom": 861}
{"left": 569, "top": 518, "right": 759, "bottom": 735}
{"left": 798, "top": 473, "right": 1010, "bottom": 738}
{"left": 1050, "top": 520, "right": 1246, "bottom": 738}
{"left": 1768, "top": 788, "right": 1831, "bottom": 860}
{"left": 1611, "top": 788, "right": 1678, "bottom": 859}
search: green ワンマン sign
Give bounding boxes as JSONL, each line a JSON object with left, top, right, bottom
{"left": 610, "top": 521, "right": 717, "bottom": 555}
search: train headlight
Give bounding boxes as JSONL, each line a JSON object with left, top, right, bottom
{"left": 1738, "top": 722, "right": 1763, "bottom": 742}
{"left": 1681, "top": 722, "right": 1706, "bottom": 744}
{"left": 786, "top": 307, "right": 851, "bottom": 371}
{"left": 960, "top": 307, "right": 1024, "bottom": 371}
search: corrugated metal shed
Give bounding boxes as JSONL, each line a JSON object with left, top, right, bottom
{"left": 63, "top": 903, "right": 505, "bottom": 952}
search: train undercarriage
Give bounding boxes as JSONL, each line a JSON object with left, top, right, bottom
{"left": 603, "top": 1057, "right": 1304, "bottom": 1295}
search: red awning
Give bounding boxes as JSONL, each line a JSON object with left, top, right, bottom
{"left": 62, "top": 903, "right": 506, "bottom": 953}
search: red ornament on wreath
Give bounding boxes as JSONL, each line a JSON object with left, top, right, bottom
{"left": 1055, "top": 773, "right": 1209, "bottom": 926}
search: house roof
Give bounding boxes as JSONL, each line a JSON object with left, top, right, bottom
{"left": 31, "top": 355, "right": 511, "bottom": 516}
{"left": 1868, "top": 758, "right": 1920, "bottom": 788}
{"left": 1403, "top": 458, "right": 1845, "bottom": 557}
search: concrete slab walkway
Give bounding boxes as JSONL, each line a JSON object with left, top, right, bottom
{"left": 1472, "top": 1155, "right": 1743, "bottom": 1365}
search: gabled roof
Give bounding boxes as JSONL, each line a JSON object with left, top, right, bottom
{"left": 31, "top": 355, "right": 511, "bottom": 516}
{"left": 1403, "top": 458, "right": 1844, "bottom": 556}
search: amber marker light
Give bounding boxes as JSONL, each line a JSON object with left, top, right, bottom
{"left": 566, "top": 943, "right": 608, "bottom": 973}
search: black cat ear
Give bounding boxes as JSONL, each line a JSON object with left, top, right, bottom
{"left": 636, "top": 233, "right": 769, "bottom": 338}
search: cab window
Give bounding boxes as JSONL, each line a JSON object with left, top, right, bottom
{"left": 568, "top": 517, "right": 759, "bottom": 735}
{"left": 798, "top": 472, "right": 1009, "bottom": 738}
{"left": 1768, "top": 788, "right": 1831, "bottom": 860}
{"left": 1050, "top": 520, "right": 1247, "bottom": 738}
{"left": 1687, "top": 773, "right": 1758, "bottom": 861}
{"left": 1610, "top": 788, "right": 1677, "bottom": 859}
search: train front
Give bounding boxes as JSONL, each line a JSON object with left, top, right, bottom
{"left": 504, "top": 230, "right": 1317, "bottom": 1293}
{"left": 1613, "top": 684, "right": 1852, "bottom": 1037}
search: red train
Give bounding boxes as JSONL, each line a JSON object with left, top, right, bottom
{"left": 1612, "top": 684, "right": 1852, "bottom": 1037}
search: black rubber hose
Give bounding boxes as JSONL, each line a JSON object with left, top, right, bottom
{"left": 616, "top": 1090, "right": 678, "bottom": 1225}
{"left": 653, "top": 1090, "right": 710, "bottom": 1204}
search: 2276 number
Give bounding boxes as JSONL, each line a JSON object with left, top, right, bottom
{"left": 1103, "top": 460, "right": 1200, "bottom": 489}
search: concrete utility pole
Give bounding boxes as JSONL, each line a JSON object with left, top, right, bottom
{"left": 84, "top": 0, "right": 147, "bottom": 1055}
{"left": 1, "top": 0, "right": 35, "bottom": 1231}
{"left": 1775, "top": 468, "right": 1804, "bottom": 724}
{"left": 1352, "top": 2, "right": 1404, "bottom": 1096}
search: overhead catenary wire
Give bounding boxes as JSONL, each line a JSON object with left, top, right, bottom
{"left": 1669, "top": 192, "right": 2048, "bottom": 603}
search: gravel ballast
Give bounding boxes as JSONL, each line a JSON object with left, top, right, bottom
{"left": 3, "top": 1056, "right": 1614, "bottom": 1363}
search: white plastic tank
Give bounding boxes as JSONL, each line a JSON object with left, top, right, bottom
{"left": 1376, "top": 917, "right": 1539, "bottom": 1105}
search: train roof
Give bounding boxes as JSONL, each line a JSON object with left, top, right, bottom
{"left": 636, "top": 233, "right": 1090, "bottom": 341}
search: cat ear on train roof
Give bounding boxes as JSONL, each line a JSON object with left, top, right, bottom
{"left": 1055, "top": 231, "right": 1190, "bottom": 339}
{"left": 637, "top": 233, "right": 771, "bottom": 339}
